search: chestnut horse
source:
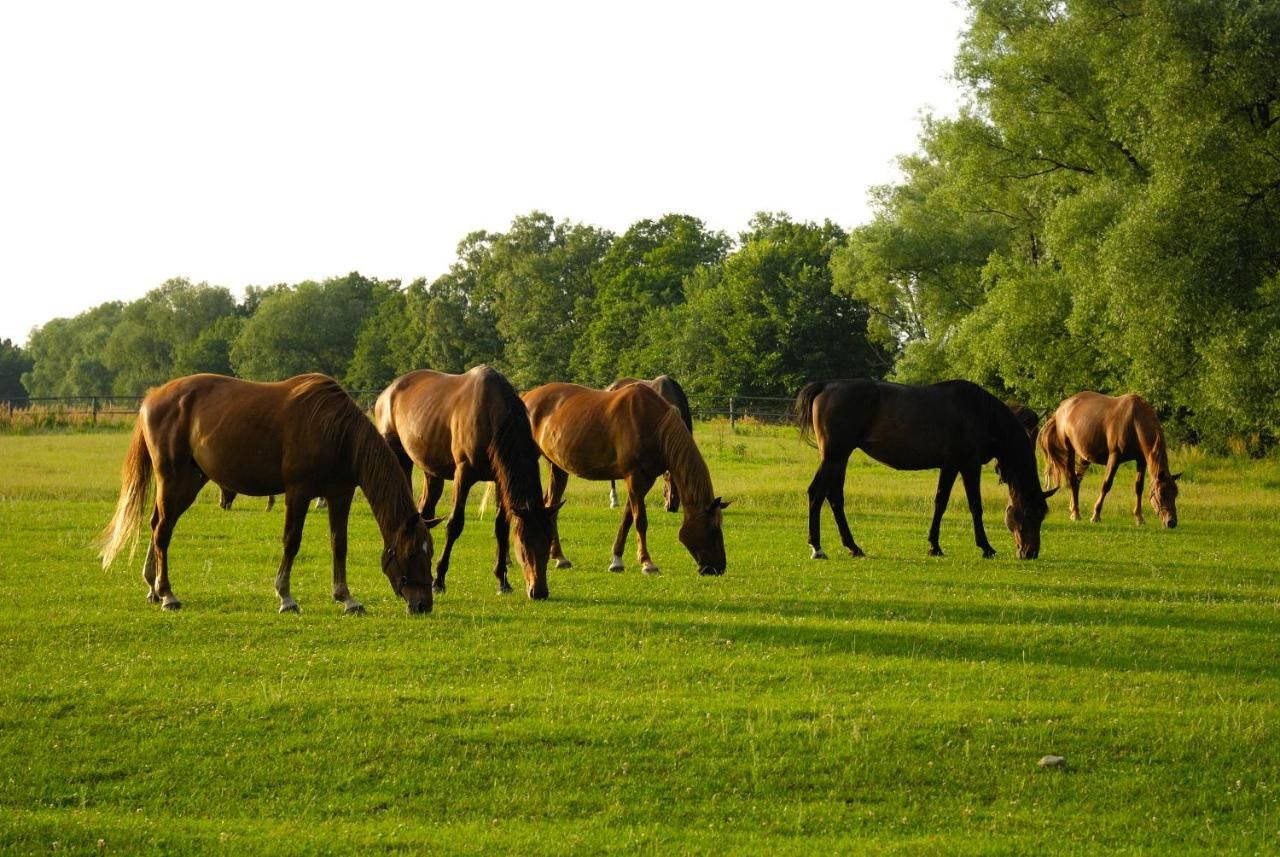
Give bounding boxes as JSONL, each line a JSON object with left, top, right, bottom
{"left": 604, "top": 375, "right": 693, "bottom": 512}
{"left": 374, "top": 366, "right": 555, "bottom": 599}
{"left": 98, "top": 373, "right": 440, "bottom": 614}
{"left": 796, "top": 379, "right": 1055, "bottom": 560}
{"left": 523, "top": 382, "right": 728, "bottom": 575}
{"left": 1039, "top": 391, "right": 1180, "bottom": 527}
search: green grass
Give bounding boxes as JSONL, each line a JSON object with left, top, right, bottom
{"left": 1, "top": 423, "right": 1278, "bottom": 854}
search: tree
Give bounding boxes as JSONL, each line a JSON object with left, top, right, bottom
{"left": 571, "top": 214, "right": 730, "bottom": 387}
{"left": 21, "top": 303, "right": 123, "bottom": 396}
{"left": 231, "top": 273, "right": 397, "bottom": 382}
{"left": 0, "top": 339, "right": 33, "bottom": 400}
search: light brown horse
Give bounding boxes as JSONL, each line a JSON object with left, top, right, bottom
{"left": 604, "top": 375, "right": 693, "bottom": 512}
{"left": 99, "top": 373, "right": 440, "bottom": 614}
{"left": 1039, "top": 391, "right": 1180, "bottom": 527}
{"left": 374, "top": 366, "right": 555, "bottom": 599}
{"left": 523, "top": 382, "right": 728, "bottom": 575}
{"left": 796, "top": 379, "right": 1055, "bottom": 559}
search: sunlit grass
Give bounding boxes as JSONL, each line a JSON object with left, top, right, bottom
{"left": 1, "top": 426, "right": 1278, "bottom": 854}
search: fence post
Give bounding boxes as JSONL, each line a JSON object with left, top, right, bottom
{"left": 92, "top": 397, "right": 99, "bottom": 426}
{"left": 728, "top": 396, "right": 735, "bottom": 430}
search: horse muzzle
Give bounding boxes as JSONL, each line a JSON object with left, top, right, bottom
{"left": 407, "top": 598, "right": 432, "bottom": 615}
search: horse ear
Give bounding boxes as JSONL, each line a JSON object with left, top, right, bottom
{"left": 1042, "top": 487, "right": 1059, "bottom": 500}
{"left": 422, "top": 516, "right": 446, "bottom": 530}
{"left": 547, "top": 500, "right": 566, "bottom": 518}
{"left": 708, "top": 497, "right": 731, "bottom": 512}
{"left": 1171, "top": 471, "right": 1182, "bottom": 481}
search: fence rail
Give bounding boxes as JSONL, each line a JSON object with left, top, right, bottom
{"left": 0, "top": 392, "right": 799, "bottom": 428}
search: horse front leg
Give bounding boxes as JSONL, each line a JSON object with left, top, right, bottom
{"left": 545, "top": 464, "right": 572, "bottom": 569}
{"left": 492, "top": 500, "right": 513, "bottom": 594}
{"left": 326, "top": 489, "right": 363, "bottom": 614}
{"left": 1132, "top": 461, "right": 1147, "bottom": 526}
{"left": 1066, "top": 447, "right": 1082, "bottom": 520}
{"left": 1091, "top": 453, "right": 1120, "bottom": 523}
{"left": 433, "top": 465, "right": 475, "bottom": 595}
{"left": 928, "top": 467, "right": 959, "bottom": 557}
{"left": 960, "top": 465, "right": 996, "bottom": 558}
{"left": 419, "top": 475, "right": 445, "bottom": 520}
{"left": 274, "top": 492, "right": 310, "bottom": 613}
{"left": 626, "top": 473, "right": 660, "bottom": 573}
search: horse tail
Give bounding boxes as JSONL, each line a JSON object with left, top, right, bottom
{"left": 795, "top": 381, "right": 829, "bottom": 448}
{"left": 478, "top": 483, "right": 493, "bottom": 521}
{"left": 98, "top": 417, "right": 153, "bottom": 569}
{"left": 1037, "top": 415, "right": 1064, "bottom": 491}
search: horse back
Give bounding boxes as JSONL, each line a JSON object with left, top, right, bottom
{"left": 523, "top": 382, "right": 670, "bottom": 480}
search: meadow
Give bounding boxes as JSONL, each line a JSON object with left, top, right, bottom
{"left": 1, "top": 423, "right": 1278, "bottom": 855}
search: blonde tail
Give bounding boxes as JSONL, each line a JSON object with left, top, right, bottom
{"left": 97, "top": 418, "right": 153, "bottom": 568}
{"left": 477, "top": 482, "right": 494, "bottom": 521}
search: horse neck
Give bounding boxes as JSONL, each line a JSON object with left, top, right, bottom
{"left": 658, "top": 409, "right": 714, "bottom": 516}
{"left": 488, "top": 406, "right": 545, "bottom": 515}
{"left": 348, "top": 419, "right": 415, "bottom": 546}
{"left": 1141, "top": 426, "right": 1171, "bottom": 477}
{"left": 994, "top": 433, "right": 1041, "bottom": 508}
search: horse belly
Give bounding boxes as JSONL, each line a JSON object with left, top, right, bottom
{"left": 860, "top": 440, "right": 940, "bottom": 472}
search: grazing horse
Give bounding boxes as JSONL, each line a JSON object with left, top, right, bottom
{"left": 98, "top": 373, "right": 440, "bottom": 614}
{"left": 796, "top": 379, "right": 1055, "bottom": 560}
{"left": 1039, "top": 391, "right": 1180, "bottom": 527}
{"left": 373, "top": 366, "right": 555, "bottom": 599}
{"left": 604, "top": 375, "right": 693, "bottom": 511}
{"left": 523, "top": 382, "right": 728, "bottom": 575}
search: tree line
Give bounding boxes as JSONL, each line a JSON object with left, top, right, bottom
{"left": 3, "top": 0, "right": 1277, "bottom": 451}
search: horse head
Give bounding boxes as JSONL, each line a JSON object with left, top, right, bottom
{"left": 1151, "top": 471, "right": 1180, "bottom": 528}
{"left": 383, "top": 513, "right": 443, "bottom": 614}
{"left": 1005, "top": 488, "right": 1056, "bottom": 559}
{"left": 510, "top": 500, "right": 563, "bottom": 600}
{"left": 679, "top": 498, "right": 730, "bottom": 575}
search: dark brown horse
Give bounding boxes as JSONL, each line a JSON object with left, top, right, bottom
{"left": 523, "top": 382, "right": 728, "bottom": 575}
{"left": 1039, "top": 391, "right": 1180, "bottom": 527}
{"left": 374, "top": 366, "right": 555, "bottom": 599}
{"left": 604, "top": 375, "right": 693, "bottom": 511}
{"left": 99, "top": 373, "right": 440, "bottom": 614}
{"left": 796, "top": 379, "right": 1055, "bottom": 560}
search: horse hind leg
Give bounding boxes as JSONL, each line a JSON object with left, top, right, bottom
{"left": 608, "top": 480, "right": 619, "bottom": 509}
{"left": 625, "top": 473, "right": 660, "bottom": 573}
{"left": 545, "top": 464, "right": 572, "bottom": 569}
{"left": 150, "top": 467, "right": 207, "bottom": 610}
{"left": 274, "top": 492, "right": 311, "bottom": 613}
{"left": 809, "top": 451, "right": 862, "bottom": 559}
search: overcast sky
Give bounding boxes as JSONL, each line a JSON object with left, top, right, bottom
{"left": 0, "top": 1, "right": 969, "bottom": 346}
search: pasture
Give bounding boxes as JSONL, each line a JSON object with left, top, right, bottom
{"left": 1, "top": 424, "right": 1278, "bottom": 854}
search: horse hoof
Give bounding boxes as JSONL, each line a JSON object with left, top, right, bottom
{"left": 928, "top": 547, "right": 944, "bottom": 557}
{"left": 849, "top": 547, "right": 866, "bottom": 559}
{"left": 642, "top": 564, "right": 661, "bottom": 575}
{"left": 279, "top": 602, "right": 300, "bottom": 614}
{"left": 343, "top": 603, "right": 366, "bottom": 616}
{"left": 146, "top": 592, "right": 161, "bottom": 604}
{"left": 1090, "top": 515, "right": 1101, "bottom": 523}
{"left": 982, "top": 549, "right": 997, "bottom": 559}
{"left": 555, "top": 558, "right": 573, "bottom": 569}
{"left": 810, "top": 547, "right": 828, "bottom": 560}
{"left": 161, "top": 599, "right": 182, "bottom": 611}
{"left": 432, "top": 582, "right": 446, "bottom": 595}
{"left": 608, "top": 562, "right": 625, "bottom": 573}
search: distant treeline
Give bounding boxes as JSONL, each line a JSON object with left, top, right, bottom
{"left": 4, "top": 1, "right": 1278, "bottom": 452}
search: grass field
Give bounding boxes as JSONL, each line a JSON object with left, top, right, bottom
{"left": 1, "top": 423, "right": 1278, "bottom": 854}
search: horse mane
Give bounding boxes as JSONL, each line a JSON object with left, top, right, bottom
{"left": 656, "top": 405, "right": 713, "bottom": 512}
{"left": 486, "top": 372, "right": 549, "bottom": 517}
{"left": 290, "top": 375, "right": 416, "bottom": 538}
{"left": 655, "top": 375, "right": 694, "bottom": 431}
{"left": 980, "top": 388, "right": 1045, "bottom": 510}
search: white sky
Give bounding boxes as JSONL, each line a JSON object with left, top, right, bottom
{"left": 0, "top": 1, "right": 968, "bottom": 346}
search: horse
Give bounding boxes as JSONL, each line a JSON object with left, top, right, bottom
{"left": 603, "top": 375, "right": 693, "bottom": 512}
{"left": 522, "top": 382, "right": 728, "bottom": 575}
{"left": 98, "top": 373, "right": 441, "bottom": 614}
{"left": 1038, "top": 391, "right": 1180, "bottom": 527}
{"left": 796, "top": 379, "right": 1055, "bottom": 560}
{"left": 373, "top": 366, "right": 555, "bottom": 599}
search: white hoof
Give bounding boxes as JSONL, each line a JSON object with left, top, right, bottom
{"left": 810, "top": 547, "right": 828, "bottom": 560}
{"left": 641, "top": 563, "right": 661, "bottom": 575}
{"left": 278, "top": 600, "right": 300, "bottom": 614}
{"left": 608, "top": 555, "right": 625, "bottom": 572}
